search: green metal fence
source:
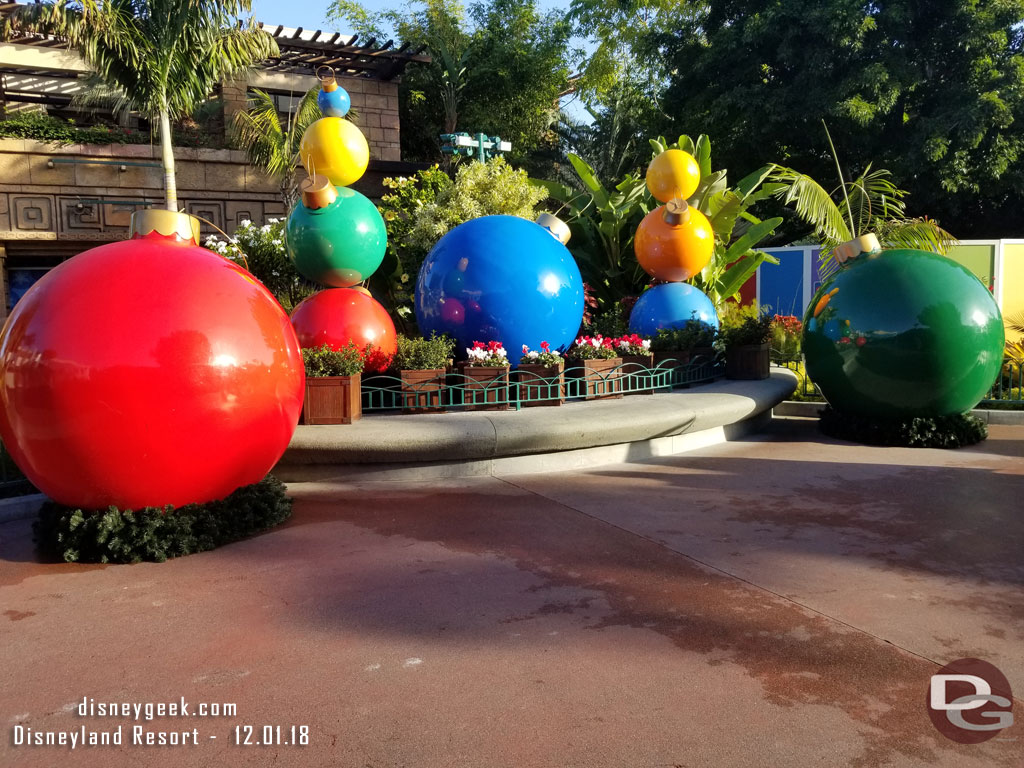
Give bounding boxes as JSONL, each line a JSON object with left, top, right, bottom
{"left": 362, "top": 354, "right": 723, "bottom": 412}
{"left": 773, "top": 359, "right": 1024, "bottom": 408}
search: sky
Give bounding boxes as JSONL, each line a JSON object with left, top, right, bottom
{"left": 251, "top": 0, "right": 572, "bottom": 38}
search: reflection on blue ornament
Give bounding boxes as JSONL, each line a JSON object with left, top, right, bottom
{"left": 318, "top": 86, "right": 351, "bottom": 118}
{"left": 415, "top": 215, "right": 584, "bottom": 361}
{"left": 629, "top": 282, "right": 718, "bottom": 336}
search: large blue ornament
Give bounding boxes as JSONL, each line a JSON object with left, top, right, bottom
{"left": 629, "top": 282, "right": 718, "bottom": 336}
{"left": 803, "top": 248, "right": 1004, "bottom": 417}
{"left": 317, "top": 84, "right": 351, "bottom": 118}
{"left": 415, "top": 215, "right": 584, "bottom": 360}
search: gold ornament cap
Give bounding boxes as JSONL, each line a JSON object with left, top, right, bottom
{"left": 300, "top": 174, "right": 338, "bottom": 210}
{"left": 662, "top": 198, "right": 691, "bottom": 226}
{"left": 536, "top": 212, "right": 571, "bottom": 245}
{"left": 130, "top": 209, "right": 201, "bottom": 245}
{"left": 835, "top": 233, "right": 881, "bottom": 264}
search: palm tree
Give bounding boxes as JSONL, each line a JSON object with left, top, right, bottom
{"left": 8, "top": 0, "right": 277, "bottom": 212}
{"left": 770, "top": 123, "right": 956, "bottom": 275}
{"left": 231, "top": 87, "right": 322, "bottom": 209}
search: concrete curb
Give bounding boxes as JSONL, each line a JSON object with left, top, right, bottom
{"left": 773, "top": 400, "right": 1024, "bottom": 425}
{"left": 274, "top": 371, "right": 797, "bottom": 481}
{"left": 0, "top": 493, "right": 46, "bottom": 524}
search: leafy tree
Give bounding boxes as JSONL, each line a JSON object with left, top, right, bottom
{"left": 9, "top": 0, "right": 277, "bottom": 212}
{"left": 656, "top": 0, "right": 1024, "bottom": 237}
{"left": 328, "top": 0, "right": 574, "bottom": 163}
{"left": 232, "top": 87, "right": 322, "bottom": 209}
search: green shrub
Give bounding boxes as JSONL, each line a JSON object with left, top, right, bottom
{"left": 393, "top": 333, "right": 455, "bottom": 370}
{"left": 0, "top": 112, "right": 151, "bottom": 145}
{"left": 407, "top": 157, "right": 546, "bottom": 251}
{"left": 719, "top": 304, "right": 772, "bottom": 348}
{"left": 302, "top": 343, "right": 364, "bottom": 377}
{"left": 650, "top": 318, "right": 718, "bottom": 351}
{"left": 818, "top": 407, "right": 987, "bottom": 448}
{"left": 34, "top": 476, "right": 293, "bottom": 564}
{"left": 584, "top": 303, "right": 630, "bottom": 338}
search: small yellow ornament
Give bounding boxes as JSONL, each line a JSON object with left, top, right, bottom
{"left": 299, "top": 117, "right": 369, "bottom": 188}
{"left": 646, "top": 149, "right": 701, "bottom": 203}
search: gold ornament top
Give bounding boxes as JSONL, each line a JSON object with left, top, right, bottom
{"left": 536, "top": 212, "right": 571, "bottom": 245}
{"left": 662, "top": 198, "right": 691, "bottom": 226}
{"left": 300, "top": 174, "right": 338, "bottom": 210}
{"left": 130, "top": 210, "right": 201, "bottom": 245}
{"left": 835, "top": 233, "right": 882, "bottom": 264}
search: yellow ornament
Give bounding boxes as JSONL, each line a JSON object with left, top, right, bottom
{"left": 646, "top": 149, "right": 700, "bottom": 203}
{"left": 299, "top": 117, "right": 369, "bottom": 188}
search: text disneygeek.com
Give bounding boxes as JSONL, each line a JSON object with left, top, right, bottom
{"left": 10, "top": 697, "right": 310, "bottom": 749}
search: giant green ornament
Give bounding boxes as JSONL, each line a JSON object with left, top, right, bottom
{"left": 286, "top": 186, "right": 386, "bottom": 288}
{"left": 803, "top": 248, "right": 1004, "bottom": 417}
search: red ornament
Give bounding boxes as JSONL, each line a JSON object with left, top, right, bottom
{"left": 0, "top": 223, "right": 305, "bottom": 510}
{"left": 290, "top": 288, "right": 397, "bottom": 372}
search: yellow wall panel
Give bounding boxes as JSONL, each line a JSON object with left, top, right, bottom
{"left": 1002, "top": 243, "right": 1024, "bottom": 342}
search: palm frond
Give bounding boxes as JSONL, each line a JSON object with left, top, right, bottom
{"left": 878, "top": 217, "right": 957, "bottom": 254}
{"left": 770, "top": 165, "right": 851, "bottom": 244}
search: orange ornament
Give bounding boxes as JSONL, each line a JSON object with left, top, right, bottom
{"left": 646, "top": 149, "right": 701, "bottom": 203}
{"left": 635, "top": 200, "right": 714, "bottom": 282}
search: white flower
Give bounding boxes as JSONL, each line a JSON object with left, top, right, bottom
{"left": 267, "top": 217, "right": 280, "bottom": 224}
{"left": 239, "top": 219, "right": 252, "bottom": 228}
{"left": 641, "top": 339, "right": 651, "bottom": 351}
{"left": 527, "top": 351, "right": 538, "bottom": 359}
{"left": 261, "top": 224, "right": 272, "bottom": 233}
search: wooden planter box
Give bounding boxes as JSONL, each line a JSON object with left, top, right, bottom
{"left": 516, "top": 363, "right": 565, "bottom": 407}
{"left": 652, "top": 349, "right": 691, "bottom": 369}
{"left": 565, "top": 357, "right": 623, "bottom": 400}
{"left": 725, "top": 342, "right": 770, "bottom": 380}
{"left": 620, "top": 353, "right": 655, "bottom": 395}
{"left": 457, "top": 364, "right": 510, "bottom": 410}
{"left": 301, "top": 374, "right": 361, "bottom": 425}
{"left": 400, "top": 368, "right": 447, "bottom": 413}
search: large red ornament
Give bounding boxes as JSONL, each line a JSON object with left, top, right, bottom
{"left": 0, "top": 212, "right": 305, "bottom": 510}
{"left": 290, "top": 288, "right": 397, "bottom": 372}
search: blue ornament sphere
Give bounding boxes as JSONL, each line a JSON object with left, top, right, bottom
{"left": 317, "top": 86, "right": 351, "bottom": 118}
{"left": 416, "top": 216, "right": 584, "bottom": 360}
{"left": 629, "top": 283, "right": 718, "bottom": 336}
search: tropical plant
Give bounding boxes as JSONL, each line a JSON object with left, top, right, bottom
{"left": 232, "top": 87, "right": 322, "bottom": 208}
{"left": 719, "top": 310, "right": 773, "bottom": 349}
{"left": 770, "top": 314, "right": 803, "bottom": 362}
{"left": 534, "top": 153, "right": 650, "bottom": 305}
{"left": 650, "top": 134, "right": 783, "bottom": 307}
{"left": 8, "top": 0, "right": 278, "bottom": 212}
{"left": 770, "top": 123, "right": 957, "bottom": 276}
{"left": 539, "top": 133, "right": 784, "bottom": 309}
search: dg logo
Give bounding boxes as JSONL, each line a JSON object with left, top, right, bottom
{"left": 927, "top": 657, "right": 1015, "bottom": 744}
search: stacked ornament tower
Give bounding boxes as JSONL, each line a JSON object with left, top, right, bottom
{"left": 629, "top": 149, "right": 719, "bottom": 335}
{"left": 288, "top": 71, "right": 397, "bottom": 371}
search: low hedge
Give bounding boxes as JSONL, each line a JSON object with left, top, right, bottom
{"left": 34, "top": 476, "right": 292, "bottom": 564}
{"left": 818, "top": 406, "right": 987, "bottom": 448}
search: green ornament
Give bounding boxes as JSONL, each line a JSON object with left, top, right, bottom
{"left": 803, "top": 248, "right": 1004, "bottom": 417}
{"left": 286, "top": 186, "right": 386, "bottom": 287}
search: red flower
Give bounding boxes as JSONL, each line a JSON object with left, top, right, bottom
{"left": 472, "top": 341, "right": 485, "bottom": 350}
{"left": 839, "top": 336, "right": 852, "bottom": 344}
{"left": 855, "top": 337, "right": 867, "bottom": 347}
{"left": 540, "top": 341, "right": 550, "bottom": 352}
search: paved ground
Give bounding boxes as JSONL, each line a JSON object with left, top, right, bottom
{"left": 1, "top": 418, "right": 1022, "bottom": 767}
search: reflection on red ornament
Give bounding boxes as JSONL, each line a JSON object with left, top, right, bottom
{"left": 290, "top": 288, "right": 397, "bottom": 372}
{"left": 0, "top": 211, "right": 305, "bottom": 510}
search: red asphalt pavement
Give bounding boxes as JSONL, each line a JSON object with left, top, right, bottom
{"left": 1, "top": 417, "right": 1022, "bottom": 767}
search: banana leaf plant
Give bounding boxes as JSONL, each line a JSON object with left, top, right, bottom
{"left": 532, "top": 154, "right": 651, "bottom": 304}
{"left": 649, "top": 134, "right": 782, "bottom": 306}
